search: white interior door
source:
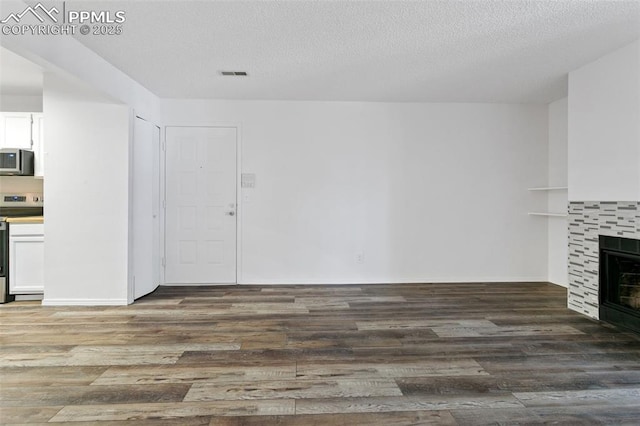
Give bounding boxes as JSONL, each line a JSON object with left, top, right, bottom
{"left": 151, "top": 125, "right": 161, "bottom": 290}
{"left": 165, "top": 126, "right": 237, "bottom": 284}
{"left": 133, "top": 117, "right": 161, "bottom": 299}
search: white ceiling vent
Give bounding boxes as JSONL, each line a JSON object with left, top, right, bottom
{"left": 220, "top": 71, "right": 248, "bottom": 76}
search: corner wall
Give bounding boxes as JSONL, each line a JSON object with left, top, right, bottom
{"left": 567, "top": 40, "right": 640, "bottom": 318}
{"left": 42, "top": 74, "right": 130, "bottom": 305}
{"left": 547, "top": 97, "right": 568, "bottom": 287}
{"left": 163, "top": 100, "right": 549, "bottom": 284}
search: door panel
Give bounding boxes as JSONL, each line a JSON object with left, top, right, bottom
{"left": 151, "top": 125, "right": 161, "bottom": 291}
{"left": 165, "top": 127, "right": 237, "bottom": 284}
{"left": 133, "top": 117, "right": 161, "bottom": 299}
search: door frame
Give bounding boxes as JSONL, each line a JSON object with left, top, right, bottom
{"left": 162, "top": 123, "right": 242, "bottom": 285}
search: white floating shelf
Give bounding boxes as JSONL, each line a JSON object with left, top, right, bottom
{"left": 527, "top": 186, "right": 568, "bottom": 191}
{"left": 528, "top": 212, "right": 568, "bottom": 217}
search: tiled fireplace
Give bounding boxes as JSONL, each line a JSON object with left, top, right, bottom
{"left": 568, "top": 202, "right": 640, "bottom": 322}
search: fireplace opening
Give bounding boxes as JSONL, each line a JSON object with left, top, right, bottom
{"left": 599, "top": 235, "right": 640, "bottom": 334}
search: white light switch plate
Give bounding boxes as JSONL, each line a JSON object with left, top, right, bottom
{"left": 241, "top": 173, "right": 256, "bottom": 188}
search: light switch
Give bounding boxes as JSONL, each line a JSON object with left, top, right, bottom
{"left": 241, "top": 173, "right": 256, "bottom": 188}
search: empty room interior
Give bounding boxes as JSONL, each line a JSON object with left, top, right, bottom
{"left": 1, "top": 0, "right": 640, "bottom": 424}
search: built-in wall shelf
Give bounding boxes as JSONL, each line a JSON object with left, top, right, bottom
{"left": 528, "top": 212, "right": 568, "bottom": 217}
{"left": 527, "top": 186, "right": 568, "bottom": 191}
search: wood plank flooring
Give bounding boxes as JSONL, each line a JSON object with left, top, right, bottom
{"left": 1, "top": 282, "right": 640, "bottom": 424}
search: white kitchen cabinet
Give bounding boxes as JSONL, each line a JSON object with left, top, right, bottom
{"left": 0, "top": 112, "right": 45, "bottom": 177}
{"left": 32, "top": 113, "right": 44, "bottom": 177}
{"left": 0, "top": 112, "right": 33, "bottom": 149}
{"left": 9, "top": 223, "right": 44, "bottom": 294}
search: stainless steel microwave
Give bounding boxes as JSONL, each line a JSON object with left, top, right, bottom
{"left": 0, "top": 149, "right": 34, "bottom": 176}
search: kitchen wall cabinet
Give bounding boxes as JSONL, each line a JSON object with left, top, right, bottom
{"left": 9, "top": 223, "right": 44, "bottom": 294}
{"left": 0, "top": 112, "right": 45, "bottom": 177}
{"left": 0, "top": 112, "right": 33, "bottom": 149}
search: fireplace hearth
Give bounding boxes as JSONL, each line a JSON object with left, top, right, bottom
{"left": 599, "top": 235, "right": 640, "bottom": 334}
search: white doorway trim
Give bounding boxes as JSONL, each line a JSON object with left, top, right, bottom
{"left": 161, "top": 123, "right": 242, "bottom": 285}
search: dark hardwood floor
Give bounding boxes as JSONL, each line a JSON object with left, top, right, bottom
{"left": 1, "top": 282, "right": 640, "bottom": 425}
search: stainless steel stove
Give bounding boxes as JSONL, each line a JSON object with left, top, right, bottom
{"left": 0, "top": 192, "right": 44, "bottom": 303}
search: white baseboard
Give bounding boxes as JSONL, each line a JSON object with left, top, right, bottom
{"left": 160, "top": 282, "right": 236, "bottom": 286}
{"left": 15, "top": 294, "right": 44, "bottom": 301}
{"left": 159, "top": 278, "right": 550, "bottom": 287}
{"left": 41, "top": 298, "right": 129, "bottom": 306}
{"left": 238, "top": 277, "right": 549, "bottom": 285}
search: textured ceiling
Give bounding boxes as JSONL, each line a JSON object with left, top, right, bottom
{"left": 68, "top": 0, "right": 640, "bottom": 103}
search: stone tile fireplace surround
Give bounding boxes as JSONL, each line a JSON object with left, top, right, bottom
{"left": 568, "top": 201, "right": 640, "bottom": 319}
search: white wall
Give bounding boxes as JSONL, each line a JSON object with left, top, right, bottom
{"left": 547, "top": 97, "right": 568, "bottom": 287}
{"left": 163, "top": 100, "right": 549, "bottom": 284}
{"left": 0, "top": 176, "right": 43, "bottom": 194}
{"left": 42, "top": 73, "right": 130, "bottom": 305}
{"left": 0, "top": 95, "right": 42, "bottom": 112}
{"left": 568, "top": 40, "right": 640, "bottom": 202}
